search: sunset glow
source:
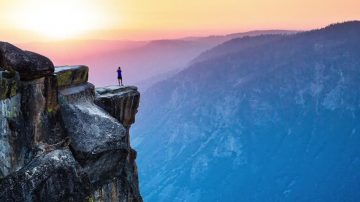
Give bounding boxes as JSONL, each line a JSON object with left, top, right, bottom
{"left": 5, "top": 0, "right": 114, "bottom": 40}
{"left": 0, "top": 0, "right": 360, "bottom": 42}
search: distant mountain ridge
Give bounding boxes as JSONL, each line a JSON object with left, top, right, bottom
{"left": 181, "top": 29, "right": 296, "bottom": 42}
{"left": 133, "top": 21, "right": 360, "bottom": 201}
{"left": 191, "top": 34, "right": 284, "bottom": 64}
{"left": 16, "top": 30, "right": 296, "bottom": 89}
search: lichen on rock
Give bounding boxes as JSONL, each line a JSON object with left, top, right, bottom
{"left": 0, "top": 70, "right": 19, "bottom": 100}
{"left": 54, "top": 65, "right": 89, "bottom": 89}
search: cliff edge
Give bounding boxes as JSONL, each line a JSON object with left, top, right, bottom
{"left": 0, "top": 42, "right": 142, "bottom": 202}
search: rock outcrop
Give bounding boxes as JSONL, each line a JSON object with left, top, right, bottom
{"left": 0, "top": 42, "right": 142, "bottom": 202}
{"left": 94, "top": 86, "right": 141, "bottom": 201}
{"left": 0, "top": 42, "right": 54, "bottom": 80}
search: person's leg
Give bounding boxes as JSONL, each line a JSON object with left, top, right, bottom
{"left": 120, "top": 78, "right": 123, "bottom": 86}
{"left": 118, "top": 79, "right": 120, "bottom": 86}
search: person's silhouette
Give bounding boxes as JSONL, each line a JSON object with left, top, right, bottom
{"left": 117, "top": 67, "right": 123, "bottom": 86}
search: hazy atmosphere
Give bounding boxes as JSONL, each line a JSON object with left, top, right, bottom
{"left": 1, "top": 0, "right": 360, "bottom": 201}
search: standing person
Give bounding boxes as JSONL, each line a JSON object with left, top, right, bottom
{"left": 117, "top": 67, "right": 123, "bottom": 86}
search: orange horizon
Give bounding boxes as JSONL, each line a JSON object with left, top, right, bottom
{"left": 2, "top": 20, "right": 358, "bottom": 44}
{"left": 1, "top": 0, "right": 360, "bottom": 43}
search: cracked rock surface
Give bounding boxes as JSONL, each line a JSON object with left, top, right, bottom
{"left": 0, "top": 44, "right": 142, "bottom": 202}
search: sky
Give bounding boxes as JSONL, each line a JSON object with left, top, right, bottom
{"left": 1, "top": 0, "right": 360, "bottom": 42}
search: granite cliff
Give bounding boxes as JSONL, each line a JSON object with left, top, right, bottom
{"left": 0, "top": 42, "right": 142, "bottom": 202}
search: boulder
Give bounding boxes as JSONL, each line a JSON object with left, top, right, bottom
{"left": 59, "top": 83, "right": 129, "bottom": 188}
{"left": 59, "top": 83, "right": 127, "bottom": 160}
{"left": 0, "top": 42, "right": 54, "bottom": 80}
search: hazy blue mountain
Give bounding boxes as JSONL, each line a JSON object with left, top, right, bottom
{"left": 132, "top": 21, "right": 360, "bottom": 201}
{"left": 191, "top": 34, "right": 285, "bottom": 64}
{"left": 83, "top": 30, "right": 296, "bottom": 88}
{"left": 181, "top": 30, "right": 296, "bottom": 47}
{"left": 17, "top": 30, "right": 294, "bottom": 89}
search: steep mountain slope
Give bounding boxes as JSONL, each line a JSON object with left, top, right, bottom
{"left": 132, "top": 21, "right": 360, "bottom": 201}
